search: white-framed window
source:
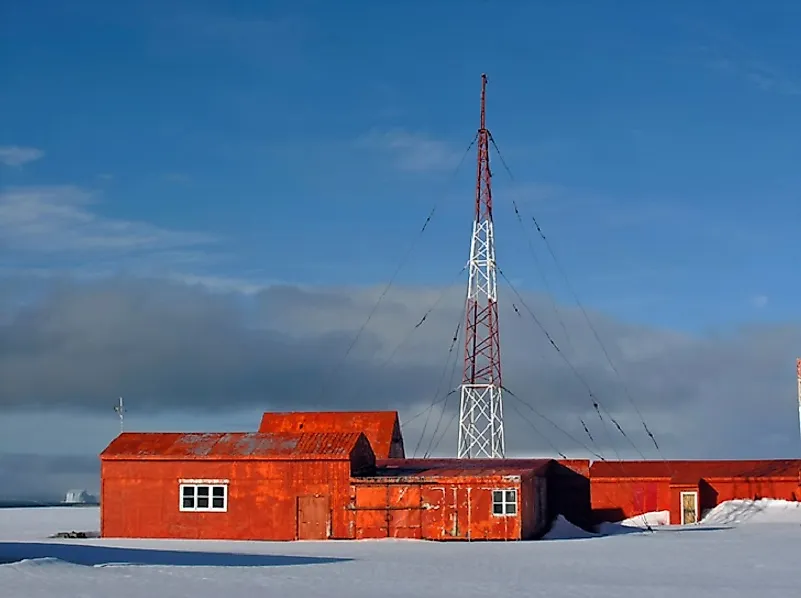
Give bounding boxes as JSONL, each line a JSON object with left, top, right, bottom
{"left": 179, "top": 481, "right": 228, "bottom": 512}
{"left": 492, "top": 489, "right": 517, "bottom": 516}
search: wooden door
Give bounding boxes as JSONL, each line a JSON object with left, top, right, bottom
{"left": 297, "top": 495, "right": 330, "bottom": 540}
{"left": 680, "top": 492, "right": 698, "bottom": 525}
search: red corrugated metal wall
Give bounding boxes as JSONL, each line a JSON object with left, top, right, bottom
{"left": 349, "top": 478, "right": 543, "bottom": 541}
{"left": 101, "top": 459, "right": 354, "bottom": 541}
{"left": 591, "top": 478, "right": 672, "bottom": 523}
{"left": 590, "top": 461, "right": 801, "bottom": 525}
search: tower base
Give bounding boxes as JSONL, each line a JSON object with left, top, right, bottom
{"left": 457, "top": 383, "right": 505, "bottom": 458}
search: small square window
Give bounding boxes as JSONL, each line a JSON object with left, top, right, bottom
{"left": 492, "top": 488, "right": 517, "bottom": 517}
{"left": 179, "top": 483, "right": 228, "bottom": 512}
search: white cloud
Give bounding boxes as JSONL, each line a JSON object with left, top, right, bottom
{"left": 358, "top": 129, "right": 464, "bottom": 172}
{"left": 0, "top": 185, "right": 216, "bottom": 254}
{"left": 0, "top": 146, "right": 45, "bottom": 167}
{"left": 751, "top": 294, "right": 769, "bottom": 309}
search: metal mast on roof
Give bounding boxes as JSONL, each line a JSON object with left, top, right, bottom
{"left": 457, "top": 74, "right": 505, "bottom": 459}
{"left": 114, "top": 396, "right": 125, "bottom": 435}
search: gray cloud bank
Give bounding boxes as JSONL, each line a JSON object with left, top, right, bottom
{"left": 1, "top": 275, "right": 800, "bottom": 480}
{"left": 0, "top": 454, "right": 98, "bottom": 502}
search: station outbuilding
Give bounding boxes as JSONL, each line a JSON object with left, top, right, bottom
{"left": 590, "top": 459, "right": 801, "bottom": 526}
{"left": 99, "top": 411, "right": 557, "bottom": 541}
{"left": 98, "top": 409, "right": 801, "bottom": 541}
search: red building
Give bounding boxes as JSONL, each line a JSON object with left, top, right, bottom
{"left": 101, "top": 431, "right": 375, "bottom": 540}
{"left": 99, "top": 414, "right": 554, "bottom": 541}
{"left": 590, "top": 459, "right": 801, "bottom": 525}
{"left": 353, "top": 459, "right": 550, "bottom": 540}
{"left": 99, "top": 410, "right": 801, "bottom": 541}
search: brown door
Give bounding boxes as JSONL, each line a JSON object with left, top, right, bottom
{"left": 681, "top": 492, "right": 698, "bottom": 525}
{"left": 297, "top": 495, "right": 330, "bottom": 540}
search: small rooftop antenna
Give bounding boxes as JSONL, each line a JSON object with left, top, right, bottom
{"left": 114, "top": 396, "right": 126, "bottom": 435}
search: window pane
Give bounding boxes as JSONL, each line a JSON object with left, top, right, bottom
{"left": 182, "top": 486, "right": 193, "bottom": 497}
{"left": 197, "top": 496, "right": 209, "bottom": 508}
{"left": 505, "top": 490, "right": 516, "bottom": 503}
{"left": 197, "top": 486, "right": 209, "bottom": 496}
{"left": 212, "top": 497, "right": 224, "bottom": 509}
{"left": 492, "top": 490, "right": 503, "bottom": 503}
{"left": 212, "top": 486, "right": 225, "bottom": 497}
{"left": 182, "top": 497, "right": 194, "bottom": 508}
{"left": 493, "top": 503, "right": 504, "bottom": 515}
{"left": 506, "top": 503, "right": 517, "bottom": 515}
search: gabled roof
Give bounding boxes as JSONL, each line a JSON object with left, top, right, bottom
{"left": 590, "top": 459, "right": 801, "bottom": 480}
{"left": 258, "top": 411, "right": 405, "bottom": 459}
{"left": 101, "top": 431, "right": 368, "bottom": 461}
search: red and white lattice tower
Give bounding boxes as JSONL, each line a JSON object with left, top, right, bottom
{"left": 457, "top": 74, "right": 505, "bottom": 459}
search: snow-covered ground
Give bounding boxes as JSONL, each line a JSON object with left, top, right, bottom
{"left": 2, "top": 502, "right": 800, "bottom": 597}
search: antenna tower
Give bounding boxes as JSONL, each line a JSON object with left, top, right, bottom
{"left": 457, "top": 73, "right": 505, "bottom": 459}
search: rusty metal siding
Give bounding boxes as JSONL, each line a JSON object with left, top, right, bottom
{"left": 101, "top": 431, "right": 365, "bottom": 461}
{"left": 258, "top": 411, "right": 404, "bottom": 459}
{"left": 101, "top": 458, "right": 353, "bottom": 541}
{"left": 591, "top": 478, "right": 672, "bottom": 524}
{"left": 590, "top": 459, "right": 801, "bottom": 525}
{"left": 349, "top": 477, "right": 524, "bottom": 541}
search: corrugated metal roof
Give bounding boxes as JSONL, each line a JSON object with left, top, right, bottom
{"left": 259, "top": 411, "right": 403, "bottom": 459}
{"left": 101, "top": 431, "right": 365, "bottom": 461}
{"left": 370, "top": 458, "right": 551, "bottom": 479}
{"left": 590, "top": 459, "right": 801, "bottom": 480}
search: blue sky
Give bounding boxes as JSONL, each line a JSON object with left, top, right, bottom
{"left": 4, "top": 1, "right": 801, "bottom": 331}
{"left": 4, "top": 1, "right": 801, "bottom": 496}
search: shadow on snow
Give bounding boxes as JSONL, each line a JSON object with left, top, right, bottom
{"left": 0, "top": 542, "right": 353, "bottom": 567}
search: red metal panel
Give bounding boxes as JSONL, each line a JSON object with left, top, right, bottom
{"left": 388, "top": 486, "right": 421, "bottom": 539}
{"left": 258, "top": 411, "right": 404, "bottom": 459}
{"left": 590, "top": 478, "right": 672, "bottom": 524}
{"left": 353, "top": 485, "right": 388, "bottom": 539}
{"left": 421, "top": 486, "right": 447, "bottom": 540}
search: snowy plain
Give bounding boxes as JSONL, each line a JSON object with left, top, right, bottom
{"left": 1, "top": 501, "right": 800, "bottom": 598}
